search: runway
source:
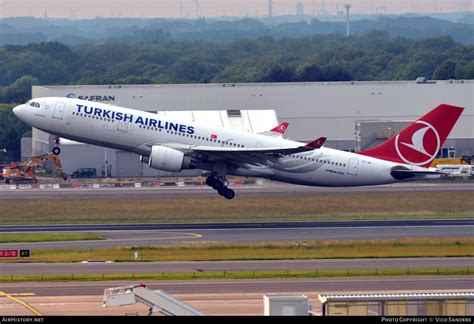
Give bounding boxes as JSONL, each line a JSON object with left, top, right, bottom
{"left": 2, "top": 276, "right": 473, "bottom": 296}
{"left": 3, "top": 276, "right": 472, "bottom": 316}
{"left": 1, "top": 182, "right": 474, "bottom": 200}
{"left": 0, "top": 219, "right": 472, "bottom": 248}
{"left": 3, "top": 257, "right": 473, "bottom": 275}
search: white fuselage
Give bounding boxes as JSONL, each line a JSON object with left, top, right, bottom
{"left": 14, "top": 97, "right": 415, "bottom": 186}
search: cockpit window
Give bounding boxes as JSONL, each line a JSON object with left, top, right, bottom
{"left": 29, "top": 102, "right": 40, "bottom": 108}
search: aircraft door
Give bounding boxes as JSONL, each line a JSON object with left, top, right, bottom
{"left": 52, "top": 102, "right": 66, "bottom": 120}
{"left": 347, "top": 158, "right": 359, "bottom": 176}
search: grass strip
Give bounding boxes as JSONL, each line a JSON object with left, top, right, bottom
{"left": 0, "top": 233, "right": 104, "bottom": 243}
{"left": 1, "top": 192, "right": 474, "bottom": 224}
{"left": 0, "top": 268, "right": 471, "bottom": 283}
{"left": 4, "top": 237, "right": 473, "bottom": 262}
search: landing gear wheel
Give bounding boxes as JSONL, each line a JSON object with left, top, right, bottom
{"left": 206, "top": 176, "right": 223, "bottom": 190}
{"left": 223, "top": 188, "right": 235, "bottom": 200}
{"left": 212, "top": 180, "right": 224, "bottom": 191}
{"left": 205, "top": 176, "right": 214, "bottom": 187}
{"left": 206, "top": 176, "right": 235, "bottom": 199}
{"left": 217, "top": 186, "right": 227, "bottom": 196}
{"left": 52, "top": 147, "right": 61, "bottom": 155}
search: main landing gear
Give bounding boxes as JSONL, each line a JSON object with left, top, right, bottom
{"left": 206, "top": 176, "right": 235, "bottom": 200}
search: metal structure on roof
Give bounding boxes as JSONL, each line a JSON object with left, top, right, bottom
{"left": 319, "top": 292, "right": 474, "bottom": 316}
{"left": 319, "top": 292, "right": 474, "bottom": 303}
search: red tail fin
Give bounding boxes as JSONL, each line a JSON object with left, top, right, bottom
{"left": 306, "top": 137, "right": 327, "bottom": 149}
{"left": 271, "top": 122, "right": 289, "bottom": 134}
{"left": 358, "top": 104, "right": 464, "bottom": 167}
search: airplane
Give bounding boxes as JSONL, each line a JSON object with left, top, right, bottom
{"left": 13, "top": 98, "right": 464, "bottom": 199}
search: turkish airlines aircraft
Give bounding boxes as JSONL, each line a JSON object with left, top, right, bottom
{"left": 13, "top": 98, "right": 464, "bottom": 199}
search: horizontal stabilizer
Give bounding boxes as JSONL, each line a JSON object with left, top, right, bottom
{"left": 391, "top": 168, "right": 445, "bottom": 180}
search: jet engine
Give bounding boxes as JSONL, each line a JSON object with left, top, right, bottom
{"left": 148, "top": 145, "right": 191, "bottom": 172}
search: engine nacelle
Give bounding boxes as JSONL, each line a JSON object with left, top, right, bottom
{"left": 148, "top": 146, "right": 190, "bottom": 172}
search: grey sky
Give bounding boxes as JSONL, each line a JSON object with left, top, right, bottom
{"left": 1, "top": 0, "right": 473, "bottom": 19}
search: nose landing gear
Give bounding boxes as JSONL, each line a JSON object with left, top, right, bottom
{"left": 206, "top": 176, "right": 235, "bottom": 200}
{"left": 52, "top": 136, "right": 61, "bottom": 155}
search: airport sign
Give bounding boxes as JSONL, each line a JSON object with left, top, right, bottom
{"left": 0, "top": 249, "right": 18, "bottom": 258}
{"left": 0, "top": 249, "right": 30, "bottom": 258}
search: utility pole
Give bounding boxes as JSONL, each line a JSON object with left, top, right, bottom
{"left": 194, "top": 0, "right": 201, "bottom": 18}
{"left": 268, "top": 0, "right": 273, "bottom": 18}
{"left": 344, "top": 4, "right": 352, "bottom": 37}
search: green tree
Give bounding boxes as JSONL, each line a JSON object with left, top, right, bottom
{"left": 432, "top": 60, "right": 457, "bottom": 80}
{"left": 0, "top": 105, "right": 30, "bottom": 160}
{"left": 458, "top": 61, "right": 474, "bottom": 79}
{"left": 322, "top": 64, "right": 352, "bottom": 81}
{"left": 261, "top": 66, "right": 295, "bottom": 82}
{"left": 297, "top": 64, "right": 323, "bottom": 82}
{"left": 0, "top": 75, "right": 39, "bottom": 103}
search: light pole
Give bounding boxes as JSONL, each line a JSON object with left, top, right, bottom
{"left": 0, "top": 148, "right": 6, "bottom": 164}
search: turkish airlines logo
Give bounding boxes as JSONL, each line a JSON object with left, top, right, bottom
{"left": 394, "top": 121, "right": 440, "bottom": 166}
{"left": 277, "top": 124, "right": 287, "bottom": 133}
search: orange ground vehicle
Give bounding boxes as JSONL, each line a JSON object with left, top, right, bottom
{"left": 2, "top": 154, "right": 68, "bottom": 184}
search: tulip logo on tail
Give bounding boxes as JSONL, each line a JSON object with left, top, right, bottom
{"left": 395, "top": 121, "right": 440, "bottom": 166}
{"left": 358, "top": 104, "right": 464, "bottom": 168}
{"left": 277, "top": 124, "right": 287, "bottom": 133}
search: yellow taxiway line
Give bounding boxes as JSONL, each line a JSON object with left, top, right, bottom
{"left": 0, "top": 291, "right": 42, "bottom": 316}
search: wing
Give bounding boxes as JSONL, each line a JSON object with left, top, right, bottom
{"left": 145, "top": 137, "right": 326, "bottom": 168}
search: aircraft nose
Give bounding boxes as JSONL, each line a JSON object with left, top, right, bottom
{"left": 12, "top": 104, "right": 25, "bottom": 119}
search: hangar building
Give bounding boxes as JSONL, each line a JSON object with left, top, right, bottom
{"left": 31, "top": 80, "right": 474, "bottom": 177}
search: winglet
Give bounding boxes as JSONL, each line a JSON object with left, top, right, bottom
{"left": 270, "top": 122, "right": 289, "bottom": 134}
{"left": 306, "top": 137, "right": 327, "bottom": 149}
{"left": 259, "top": 122, "right": 289, "bottom": 137}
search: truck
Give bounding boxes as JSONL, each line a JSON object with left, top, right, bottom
{"left": 71, "top": 168, "right": 97, "bottom": 178}
{"left": 2, "top": 153, "right": 68, "bottom": 184}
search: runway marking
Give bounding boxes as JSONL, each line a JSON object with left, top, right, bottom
{"left": 39, "top": 303, "right": 65, "bottom": 306}
{"left": 0, "top": 291, "right": 43, "bottom": 316}
{"left": 9, "top": 293, "right": 36, "bottom": 296}
{"left": 101, "top": 231, "right": 203, "bottom": 243}
{"left": 0, "top": 232, "right": 203, "bottom": 246}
